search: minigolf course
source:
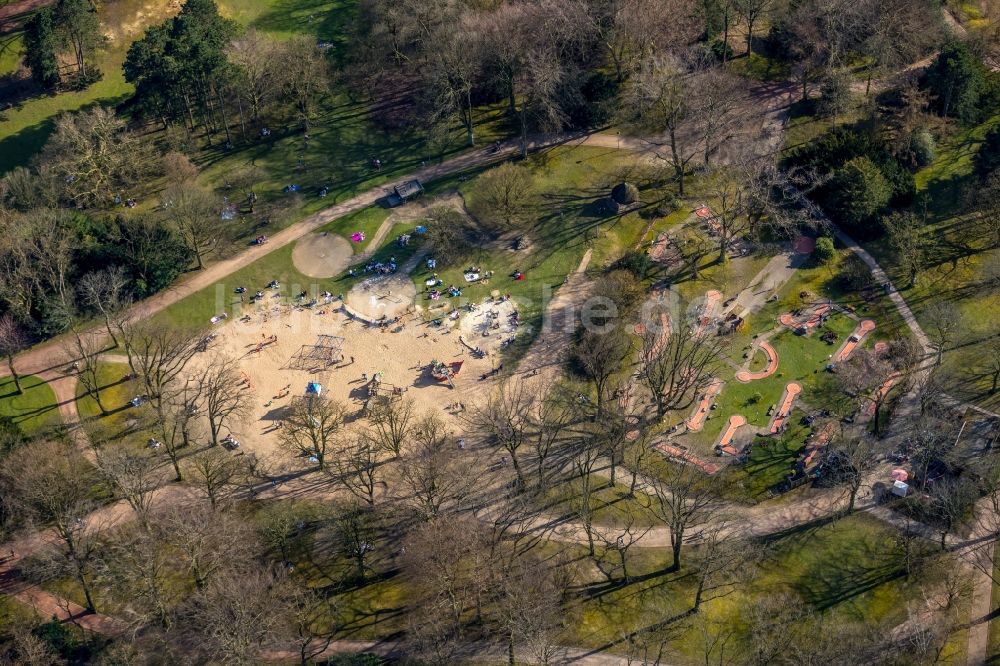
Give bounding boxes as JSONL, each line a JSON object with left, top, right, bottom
{"left": 736, "top": 339, "right": 778, "bottom": 382}
{"left": 779, "top": 303, "right": 830, "bottom": 333}
{"left": 769, "top": 382, "right": 802, "bottom": 434}
{"left": 834, "top": 319, "right": 876, "bottom": 363}
{"left": 716, "top": 414, "right": 747, "bottom": 456}
{"left": 686, "top": 378, "right": 724, "bottom": 432}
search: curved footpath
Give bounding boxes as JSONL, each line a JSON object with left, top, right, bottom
{"left": 2, "top": 121, "right": 994, "bottom": 662}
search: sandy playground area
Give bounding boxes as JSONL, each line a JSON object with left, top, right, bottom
{"left": 292, "top": 232, "right": 353, "bottom": 278}
{"left": 190, "top": 296, "right": 521, "bottom": 465}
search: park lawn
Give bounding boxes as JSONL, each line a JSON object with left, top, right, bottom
{"left": 76, "top": 359, "right": 155, "bottom": 451}
{"left": 317, "top": 206, "right": 391, "bottom": 254}
{"left": 152, "top": 242, "right": 322, "bottom": 330}
{"left": 782, "top": 99, "right": 864, "bottom": 155}
{"left": 0, "top": 0, "right": 188, "bottom": 173}
{"left": 540, "top": 474, "right": 658, "bottom": 529}
{"left": 0, "top": 375, "right": 60, "bottom": 437}
{"left": 669, "top": 514, "right": 939, "bottom": 662}
{"left": 914, "top": 112, "right": 1000, "bottom": 213}
{"left": 670, "top": 251, "right": 772, "bottom": 307}
{"left": 569, "top": 513, "right": 931, "bottom": 661}
{"left": 725, "top": 52, "right": 790, "bottom": 82}
{"left": 722, "top": 421, "right": 811, "bottom": 501}
{"left": 0, "top": 31, "right": 22, "bottom": 75}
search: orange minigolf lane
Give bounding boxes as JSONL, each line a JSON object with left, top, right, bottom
{"left": 769, "top": 382, "right": 802, "bottom": 434}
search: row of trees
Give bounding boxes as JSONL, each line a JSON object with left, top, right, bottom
{"left": 23, "top": 0, "right": 102, "bottom": 89}
{"left": 125, "top": 0, "right": 331, "bottom": 143}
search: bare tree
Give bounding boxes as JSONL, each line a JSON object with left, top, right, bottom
{"left": 100, "top": 522, "right": 175, "bottom": 629}
{"left": 276, "top": 36, "right": 330, "bottom": 131}
{"left": 398, "top": 413, "right": 475, "bottom": 519}
{"left": 639, "top": 320, "right": 726, "bottom": 418}
{"left": 469, "top": 377, "right": 535, "bottom": 491}
{"left": 574, "top": 326, "right": 633, "bottom": 417}
{"left": 582, "top": 0, "right": 699, "bottom": 81}
{"left": 593, "top": 504, "right": 652, "bottom": 583}
{"left": 0, "top": 314, "right": 28, "bottom": 394}
{"left": 529, "top": 384, "right": 576, "bottom": 492}
{"left": 123, "top": 321, "right": 206, "bottom": 407}
{"left": 185, "top": 447, "right": 245, "bottom": 510}
{"left": 327, "top": 501, "right": 382, "bottom": 582}
{"left": 641, "top": 458, "right": 717, "bottom": 571}
{"left": 0, "top": 620, "right": 67, "bottom": 665}
{"left": 154, "top": 377, "right": 204, "bottom": 482}
{"left": 734, "top": 0, "right": 779, "bottom": 57}
{"left": 78, "top": 266, "right": 131, "bottom": 348}
{"left": 0, "top": 440, "right": 102, "bottom": 611}
{"left": 95, "top": 448, "right": 160, "bottom": 529}
{"left": 923, "top": 301, "right": 960, "bottom": 366}
{"left": 66, "top": 327, "right": 107, "bottom": 416}
{"left": 330, "top": 436, "right": 383, "bottom": 506}
{"left": 492, "top": 554, "right": 566, "bottom": 666}
{"left": 691, "top": 529, "right": 761, "bottom": 611}
{"left": 197, "top": 354, "right": 253, "bottom": 447}
{"left": 159, "top": 501, "right": 258, "bottom": 590}
{"left": 182, "top": 564, "right": 297, "bottom": 666}
{"left": 471, "top": 162, "right": 535, "bottom": 232}
{"left": 838, "top": 348, "right": 899, "bottom": 437}
{"left": 401, "top": 514, "right": 492, "bottom": 654}
{"left": 228, "top": 29, "right": 281, "bottom": 127}
{"left": 819, "top": 435, "right": 882, "bottom": 513}
{"left": 366, "top": 395, "right": 414, "bottom": 458}
{"left": 620, "top": 55, "right": 698, "bottom": 195}
{"left": 279, "top": 395, "right": 347, "bottom": 471}
{"left": 162, "top": 184, "right": 224, "bottom": 270}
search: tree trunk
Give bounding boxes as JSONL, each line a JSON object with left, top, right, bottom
{"left": 215, "top": 85, "right": 233, "bottom": 145}
{"left": 669, "top": 129, "right": 685, "bottom": 196}
{"left": 670, "top": 529, "right": 683, "bottom": 571}
{"left": 93, "top": 389, "right": 106, "bottom": 416}
{"left": 991, "top": 371, "right": 998, "bottom": 394}
{"left": 6, "top": 355, "right": 21, "bottom": 394}
{"left": 722, "top": 12, "right": 730, "bottom": 64}
{"left": 465, "top": 89, "right": 475, "bottom": 147}
{"left": 510, "top": 451, "right": 525, "bottom": 491}
{"left": 235, "top": 92, "right": 248, "bottom": 142}
{"left": 508, "top": 632, "right": 516, "bottom": 666}
{"left": 520, "top": 103, "right": 528, "bottom": 159}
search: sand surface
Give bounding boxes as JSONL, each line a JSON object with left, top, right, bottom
{"left": 188, "top": 298, "right": 521, "bottom": 467}
{"left": 292, "top": 232, "right": 353, "bottom": 278}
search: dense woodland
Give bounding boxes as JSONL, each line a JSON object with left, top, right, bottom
{"left": 4, "top": 0, "right": 1000, "bottom": 664}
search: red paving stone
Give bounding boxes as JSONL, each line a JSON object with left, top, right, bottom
{"left": 736, "top": 340, "right": 778, "bottom": 382}
{"left": 717, "top": 414, "right": 747, "bottom": 455}
{"left": 768, "top": 382, "right": 802, "bottom": 434}
{"left": 685, "top": 379, "right": 724, "bottom": 431}
{"left": 834, "top": 319, "right": 876, "bottom": 363}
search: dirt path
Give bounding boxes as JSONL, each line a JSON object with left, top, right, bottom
{"left": 264, "top": 638, "right": 633, "bottom": 666}
{"left": 513, "top": 249, "right": 594, "bottom": 383}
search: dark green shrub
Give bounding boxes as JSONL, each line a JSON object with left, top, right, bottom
{"left": 812, "top": 236, "right": 836, "bottom": 263}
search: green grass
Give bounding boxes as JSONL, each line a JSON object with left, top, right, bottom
{"left": 318, "top": 206, "right": 391, "bottom": 254}
{"left": 540, "top": 474, "right": 658, "bottom": 528}
{"left": 0, "top": 374, "right": 60, "bottom": 437}
{"left": 76, "top": 359, "right": 152, "bottom": 450}
{"left": 726, "top": 52, "right": 790, "bottom": 82}
{"left": 152, "top": 241, "right": 323, "bottom": 329}
{"left": 568, "top": 513, "right": 938, "bottom": 662}
{"left": 914, "top": 113, "right": 1000, "bottom": 213}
